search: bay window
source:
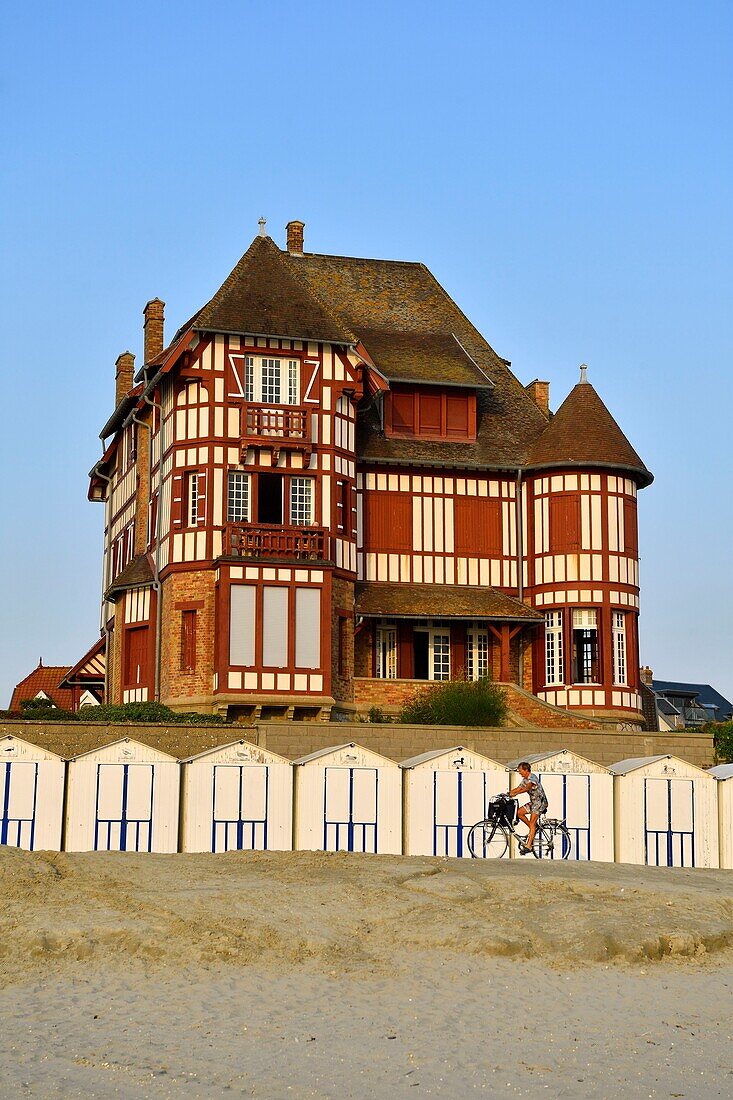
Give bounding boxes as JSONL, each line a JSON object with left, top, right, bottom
{"left": 243, "top": 357, "right": 300, "bottom": 405}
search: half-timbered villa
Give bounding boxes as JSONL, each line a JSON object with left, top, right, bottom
{"left": 88, "top": 220, "right": 652, "bottom": 726}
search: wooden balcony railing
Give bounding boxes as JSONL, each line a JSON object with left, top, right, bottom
{"left": 242, "top": 404, "right": 310, "bottom": 444}
{"left": 223, "top": 523, "right": 328, "bottom": 561}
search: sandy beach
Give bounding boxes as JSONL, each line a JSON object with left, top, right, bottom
{"left": 1, "top": 849, "right": 731, "bottom": 1098}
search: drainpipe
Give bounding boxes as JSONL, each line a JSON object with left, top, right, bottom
{"left": 93, "top": 456, "right": 114, "bottom": 703}
{"left": 515, "top": 468, "right": 525, "bottom": 688}
{"left": 142, "top": 384, "right": 164, "bottom": 702}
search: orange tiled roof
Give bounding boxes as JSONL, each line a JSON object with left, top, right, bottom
{"left": 8, "top": 663, "right": 74, "bottom": 713}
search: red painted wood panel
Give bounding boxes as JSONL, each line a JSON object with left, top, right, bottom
{"left": 549, "top": 495, "right": 580, "bottom": 552}
{"left": 364, "top": 493, "right": 412, "bottom": 552}
{"left": 454, "top": 497, "right": 502, "bottom": 556}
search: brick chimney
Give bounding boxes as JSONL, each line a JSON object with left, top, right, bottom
{"left": 115, "top": 351, "right": 135, "bottom": 405}
{"left": 525, "top": 379, "right": 550, "bottom": 414}
{"left": 286, "top": 220, "right": 305, "bottom": 255}
{"left": 640, "top": 665, "right": 654, "bottom": 686}
{"left": 143, "top": 298, "right": 165, "bottom": 363}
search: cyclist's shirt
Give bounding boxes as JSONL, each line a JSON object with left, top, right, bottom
{"left": 523, "top": 772, "right": 549, "bottom": 814}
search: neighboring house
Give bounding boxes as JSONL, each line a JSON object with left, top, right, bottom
{"left": 639, "top": 667, "right": 733, "bottom": 729}
{"left": 88, "top": 220, "right": 652, "bottom": 724}
{"left": 8, "top": 645, "right": 105, "bottom": 714}
{"left": 8, "top": 661, "right": 74, "bottom": 713}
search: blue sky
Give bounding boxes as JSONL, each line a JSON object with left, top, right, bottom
{"left": 1, "top": 1, "right": 731, "bottom": 706}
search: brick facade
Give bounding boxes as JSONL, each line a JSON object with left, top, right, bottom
{"left": 160, "top": 570, "right": 217, "bottom": 711}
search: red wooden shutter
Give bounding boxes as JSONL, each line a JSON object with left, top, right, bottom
{"left": 364, "top": 493, "right": 412, "bottom": 551}
{"left": 418, "top": 392, "right": 441, "bottom": 435}
{"left": 390, "top": 391, "right": 415, "bottom": 434}
{"left": 454, "top": 497, "right": 502, "bottom": 556}
{"left": 445, "top": 393, "right": 469, "bottom": 438}
{"left": 171, "top": 473, "right": 184, "bottom": 527}
{"left": 549, "top": 496, "right": 580, "bottom": 552}
{"left": 181, "top": 610, "right": 197, "bottom": 671}
{"left": 124, "top": 626, "right": 150, "bottom": 687}
{"left": 623, "top": 498, "right": 638, "bottom": 554}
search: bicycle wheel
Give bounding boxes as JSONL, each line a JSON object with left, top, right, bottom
{"left": 552, "top": 823, "right": 572, "bottom": 860}
{"left": 467, "top": 820, "right": 509, "bottom": 859}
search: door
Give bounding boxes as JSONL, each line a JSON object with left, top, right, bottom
{"left": 645, "top": 778, "right": 695, "bottom": 867}
{"left": 0, "top": 762, "right": 38, "bottom": 849}
{"left": 323, "top": 767, "right": 378, "bottom": 853}
{"left": 124, "top": 626, "right": 149, "bottom": 690}
{"left": 95, "top": 763, "right": 154, "bottom": 852}
{"left": 212, "top": 764, "right": 269, "bottom": 852}
{"left": 257, "top": 473, "right": 283, "bottom": 524}
{"left": 540, "top": 773, "right": 591, "bottom": 860}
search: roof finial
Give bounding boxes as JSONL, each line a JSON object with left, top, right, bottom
{"left": 579, "top": 363, "right": 588, "bottom": 384}
{"left": 258, "top": 216, "right": 267, "bottom": 237}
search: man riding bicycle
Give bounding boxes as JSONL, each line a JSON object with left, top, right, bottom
{"left": 508, "top": 762, "right": 548, "bottom": 854}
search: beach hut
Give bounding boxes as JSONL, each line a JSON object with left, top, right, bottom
{"left": 610, "top": 755, "right": 719, "bottom": 868}
{"left": 65, "top": 738, "right": 180, "bottom": 853}
{"left": 180, "top": 740, "right": 293, "bottom": 853}
{"left": 709, "top": 764, "right": 733, "bottom": 870}
{"left": 0, "top": 735, "right": 65, "bottom": 851}
{"left": 507, "top": 749, "right": 614, "bottom": 862}
{"left": 401, "top": 747, "right": 508, "bottom": 857}
{"left": 293, "top": 743, "right": 401, "bottom": 855}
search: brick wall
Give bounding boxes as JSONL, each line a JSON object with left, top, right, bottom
{"left": 160, "top": 570, "right": 217, "bottom": 709}
{"left": 0, "top": 719, "right": 715, "bottom": 769}
{"left": 331, "top": 576, "right": 355, "bottom": 704}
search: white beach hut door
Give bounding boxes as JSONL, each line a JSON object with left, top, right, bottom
{"left": 644, "top": 778, "right": 694, "bottom": 867}
{"left": 433, "top": 770, "right": 486, "bottom": 857}
{"left": 95, "top": 764, "right": 154, "bottom": 852}
{"left": 539, "top": 773, "right": 591, "bottom": 861}
{"left": 0, "top": 761, "right": 38, "bottom": 849}
{"left": 324, "top": 767, "right": 378, "bottom": 853}
{"left": 212, "top": 765, "right": 269, "bottom": 852}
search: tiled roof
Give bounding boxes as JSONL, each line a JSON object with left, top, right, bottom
{"left": 526, "top": 380, "right": 653, "bottom": 486}
{"left": 291, "top": 250, "right": 549, "bottom": 464}
{"left": 355, "top": 582, "right": 543, "bottom": 621}
{"left": 353, "top": 329, "right": 492, "bottom": 388}
{"left": 653, "top": 680, "right": 733, "bottom": 720}
{"left": 106, "top": 554, "right": 154, "bottom": 598}
{"left": 191, "top": 235, "right": 355, "bottom": 344}
{"left": 8, "top": 664, "right": 74, "bottom": 713}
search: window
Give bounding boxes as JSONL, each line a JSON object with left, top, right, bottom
{"left": 386, "top": 385, "right": 476, "bottom": 440}
{"left": 466, "top": 629, "right": 489, "bottom": 681}
{"left": 455, "top": 498, "right": 502, "bottom": 556}
{"left": 376, "top": 625, "right": 397, "bottom": 679}
{"left": 612, "top": 611, "right": 627, "bottom": 685}
{"left": 290, "top": 477, "right": 313, "bottom": 525}
{"left": 572, "top": 609, "right": 599, "bottom": 684}
{"left": 187, "top": 472, "right": 202, "bottom": 526}
{"left": 244, "top": 356, "right": 254, "bottom": 402}
{"left": 545, "top": 611, "right": 564, "bottom": 686}
{"left": 181, "top": 610, "right": 197, "bottom": 672}
{"left": 261, "top": 358, "right": 281, "bottom": 404}
{"left": 337, "top": 480, "right": 349, "bottom": 533}
{"left": 243, "top": 357, "right": 300, "bottom": 405}
{"left": 288, "top": 359, "right": 299, "bottom": 405}
{"left": 227, "top": 471, "right": 250, "bottom": 523}
{"left": 364, "top": 492, "right": 412, "bottom": 551}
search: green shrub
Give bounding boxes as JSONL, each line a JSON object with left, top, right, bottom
{"left": 366, "top": 706, "right": 392, "bottom": 724}
{"left": 76, "top": 701, "right": 226, "bottom": 725}
{"left": 19, "top": 699, "right": 77, "bottom": 722}
{"left": 173, "top": 711, "right": 227, "bottom": 726}
{"left": 398, "top": 677, "right": 507, "bottom": 727}
{"left": 706, "top": 720, "right": 733, "bottom": 764}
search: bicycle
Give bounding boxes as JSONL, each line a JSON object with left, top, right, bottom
{"left": 467, "top": 794, "right": 572, "bottom": 860}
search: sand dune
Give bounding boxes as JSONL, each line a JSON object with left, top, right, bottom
{"left": 1, "top": 849, "right": 731, "bottom": 1097}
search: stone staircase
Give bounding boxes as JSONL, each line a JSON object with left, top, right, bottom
{"left": 498, "top": 683, "right": 614, "bottom": 730}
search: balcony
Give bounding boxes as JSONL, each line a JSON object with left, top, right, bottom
{"left": 241, "top": 403, "right": 311, "bottom": 460}
{"left": 223, "top": 523, "right": 328, "bottom": 561}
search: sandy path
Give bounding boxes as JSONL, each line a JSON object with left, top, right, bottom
{"left": 1, "top": 849, "right": 731, "bottom": 1098}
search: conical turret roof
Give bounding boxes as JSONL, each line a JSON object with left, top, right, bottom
{"left": 527, "top": 376, "right": 652, "bottom": 486}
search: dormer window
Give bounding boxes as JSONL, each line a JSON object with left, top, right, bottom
{"left": 385, "top": 384, "right": 476, "bottom": 440}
